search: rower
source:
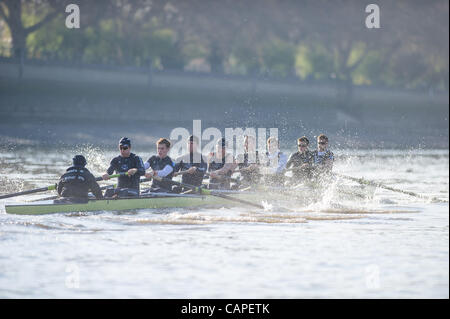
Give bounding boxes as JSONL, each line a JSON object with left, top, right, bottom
{"left": 173, "top": 135, "right": 207, "bottom": 192}
{"left": 311, "top": 134, "right": 334, "bottom": 179}
{"left": 102, "top": 137, "right": 145, "bottom": 198}
{"left": 144, "top": 138, "right": 175, "bottom": 193}
{"left": 207, "top": 138, "right": 237, "bottom": 190}
{"left": 57, "top": 155, "right": 103, "bottom": 202}
{"left": 237, "top": 135, "right": 261, "bottom": 186}
{"left": 286, "top": 136, "right": 313, "bottom": 183}
{"left": 262, "top": 137, "right": 288, "bottom": 186}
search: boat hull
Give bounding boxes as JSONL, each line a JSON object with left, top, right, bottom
{"left": 4, "top": 193, "right": 264, "bottom": 215}
{"left": 4, "top": 184, "right": 375, "bottom": 215}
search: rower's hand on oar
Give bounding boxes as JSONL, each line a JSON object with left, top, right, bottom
{"left": 102, "top": 173, "right": 110, "bottom": 180}
{"left": 209, "top": 171, "right": 218, "bottom": 179}
{"left": 240, "top": 165, "right": 255, "bottom": 172}
{"left": 145, "top": 171, "right": 155, "bottom": 179}
{"left": 127, "top": 168, "right": 138, "bottom": 176}
{"left": 186, "top": 167, "right": 197, "bottom": 174}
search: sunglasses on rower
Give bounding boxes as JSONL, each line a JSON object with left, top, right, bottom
{"left": 120, "top": 145, "right": 129, "bottom": 150}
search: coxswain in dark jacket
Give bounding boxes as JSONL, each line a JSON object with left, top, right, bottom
{"left": 102, "top": 137, "right": 145, "bottom": 197}
{"left": 57, "top": 155, "right": 103, "bottom": 200}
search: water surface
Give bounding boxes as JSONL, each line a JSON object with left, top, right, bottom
{"left": 0, "top": 148, "right": 448, "bottom": 298}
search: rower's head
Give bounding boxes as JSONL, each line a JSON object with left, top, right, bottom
{"left": 297, "top": 136, "right": 309, "bottom": 152}
{"left": 267, "top": 137, "right": 279, "bottom": 154}
{"left": 119, "top": 137, "right": 131, "bottom": 158}
{"left": 244, "top": 135, "right": 256, "bottom": 152}
{"left": 317, "top": 134, "right": 329, "bottom": 151}
{"left": 216, "top": 138, "right": 227, "bottom": 158}
{"left": 188, "top": 135, "right": 199, "bottom": 153}
{"left": 72, "top": 155, "right": 87, "bottom": 167}
{"left": 157, "top": 138, "right": 171, "bottom": 158}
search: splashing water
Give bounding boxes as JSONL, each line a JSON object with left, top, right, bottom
{"left": 72, "top": 144, "right": 111, "bottom": 174}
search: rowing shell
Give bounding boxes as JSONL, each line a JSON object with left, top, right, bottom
{"left": 4, "top": 184, "right": 375, "bottom": 215}
{"left": 4, "top": 192, "right": 268, "bottom": 215}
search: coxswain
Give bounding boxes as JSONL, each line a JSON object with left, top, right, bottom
{"left": 286, "top": 136, "right": 313, "bottom": 183}
{"left": 173, "top": 135, "right": 207, "bottom": 192}
{"left": 261, "top": 137, "right": 288, "bottom": 186}
{"left": 311, "top": 134, "right": 334, "bottom": 179}
{"left": 57, "top": 155, "right": 103, "bottom": 202}
{"left": 144, "top": 138, "right": 175, "bottom": 192}
{"left": 236, "top": 135, "right": 261, "bottom": 186}
{"left": 207, "top": 138, "right": 237, "bottom": 189}
{"left": 102, "top": 137, "right": 145, "bottom": 197}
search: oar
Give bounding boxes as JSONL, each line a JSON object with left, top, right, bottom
{"left": 204, "top": 172, "right": 241, "bottom": 183}
{"left": 175, "top": 169, "right": 241, "bottom": 183}
{"left": 335, "top": 173, "right": 446, "bottom": 202}
{"left": 8, "top": 173, "right": 124, "bottom": 201}
{"left": 0, "top": 185, "right": 58, "bottom": 200}
{"left": 151, "top": 175, "right": 265, "bottom": 209}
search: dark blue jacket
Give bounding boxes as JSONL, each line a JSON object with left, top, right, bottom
{"left": 107, "top": 153, "right": 145, "bottom": 191}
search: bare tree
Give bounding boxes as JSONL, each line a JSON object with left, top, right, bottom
{"left": 0, "top": 0, "right": 64, "bottom": 59}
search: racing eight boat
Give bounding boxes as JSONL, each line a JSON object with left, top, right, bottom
{"left": 4, "top": 183, "right": 376, "bottom": 215}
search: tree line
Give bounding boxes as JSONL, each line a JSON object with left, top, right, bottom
{"left": 0, "top": 0, "right": 448, "bottom": 96}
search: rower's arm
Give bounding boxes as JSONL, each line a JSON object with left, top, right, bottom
{"left": 218, "top": 162, "right": 237, "bottom": 175}
{"left": 193, "top": 163, "right": 208, "bottom": 175}
{"left": 324, "top": 152, "right": 334, "bottom": 171}
{"left": 106, "top": 158, "right": 117, "bottom": 175}
{"left": 89, "top": 178, "right": 104, "bottom": 199}
{"left": 286, "top": 153, "right": 295, "bottom": 169}
{"left": 173, "top": 161, "right": 182, "bottom": 176}
{"left": 215, "top": 155, "right": 238, "bottom": 175}
{"left": 275, "top": 153, "right": 288, "bottom": 174}
{"left": 198, "top": 160, "right": 208, "bottom": 172}
{"left": 136, "top": 156, "right": 146, "bottom": 176}
{"left": 173, "top": 160, "right": 182, "bottom": 173}
{"left": 56, "top": 177, "right": 63, "bottom": 195}
{"left": 155, "top": 164, "right": 174, "bottom": 177}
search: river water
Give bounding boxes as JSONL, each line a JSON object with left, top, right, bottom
{"left": 0, "top": 148, "right": 448, "bottom": 298}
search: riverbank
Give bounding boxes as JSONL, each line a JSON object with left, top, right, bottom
{"left": 1, "top": 61, "right": 448, "bottom": 150}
